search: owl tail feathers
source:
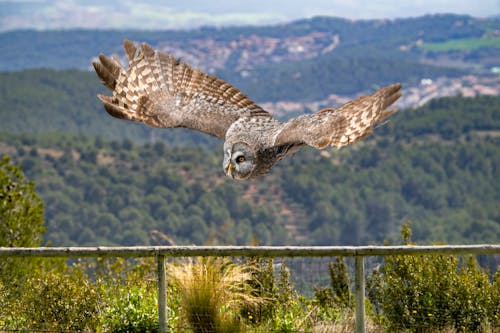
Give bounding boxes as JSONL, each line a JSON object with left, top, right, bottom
{"left": 377, "top": 83, "right": 402, "bottom": 115}
{"left": 380, "top": 107, "right": 399, "bottom": 119}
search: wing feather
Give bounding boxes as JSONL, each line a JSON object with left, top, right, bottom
{"left": 93, "top": 40, "right": 270, "bottom": 138}
{"left": 273, "top": 83, "right": 402, "bottom": 149}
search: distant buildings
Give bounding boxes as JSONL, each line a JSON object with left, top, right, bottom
{"left": 261, "top": 75, "right": 500, "bottom": 118}
{"left": 150, "top": 31, "right": 499, "bottom": 116}
{"left": 400, "top": 75, "right": 500, "bottom": 109}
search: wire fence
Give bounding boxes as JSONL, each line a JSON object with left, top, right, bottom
{"left": 0, "top": 245, "right": 499, "bottom": 333}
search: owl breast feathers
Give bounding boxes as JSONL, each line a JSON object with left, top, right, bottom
{"left": 93, "top": 40, "right": 402, "bottom": 180}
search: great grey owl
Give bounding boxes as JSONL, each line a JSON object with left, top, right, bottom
{"left": 93, "top": 40, "right": 402, "bottom": 180}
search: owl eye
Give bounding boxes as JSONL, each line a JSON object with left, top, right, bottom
{"left": 236, "top": 155, "right": 246, "bottom": 163}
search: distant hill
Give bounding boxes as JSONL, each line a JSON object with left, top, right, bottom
{"left": 2, "top": 14, "right": 499, "bottom": 103}
{"left": 1, "top": 68, "right": 497, "bottom": 146}
{"left": 0, "top": 69, "right": 218, "bottom": 147}
{"left": 218, "top": 50, "right": 463, "bottom": 102}
{"left": 0, "top": 15, "right": 498, "bottom": 247}
{"left": 1, "top": 14, "right": 498, "bottom": 103}
{"left": 1, "top": 14, "right": 495, "bottom": 71}
{"left": 1, "top": 95, "right": 499, "bottom": 246}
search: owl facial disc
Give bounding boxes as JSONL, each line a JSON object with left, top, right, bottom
{"left": 223, "top": 142, "right": 255, "bottom": 180}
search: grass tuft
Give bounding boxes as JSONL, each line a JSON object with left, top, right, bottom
{"left": 168, "top": 257, "right": 264, "bottom": 333}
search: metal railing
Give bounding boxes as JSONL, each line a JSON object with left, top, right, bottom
{"left": 1, "top": 244, "right": 499, "bottom": 333}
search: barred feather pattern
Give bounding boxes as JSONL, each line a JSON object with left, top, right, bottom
{"left": 93, "top": 40, "right": 269, "bottom": 138}
{"left": 93, "top": 40, "right": 402, "bottom": 180}
{"left": 273, "top": 83, "right": 402, "bottom": 149}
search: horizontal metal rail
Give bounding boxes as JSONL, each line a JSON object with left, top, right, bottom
{"left": 1, "top": 244, "right": 499, "bottom": 333}
{"left": 1, "top": 244, "right": 499, "bottom": 258}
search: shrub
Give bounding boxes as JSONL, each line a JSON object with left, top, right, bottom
{"left": 368, "top": 225, "right": 499, "bottom": 332}
{"left": 0, "top": 280, "right": 24, "bottom": 329}
{"left": 94, "top": 257, "right": 159, "bottom": 333}
{"left": 314, "top": 258, "right": 353, "bottom": 311}
{"left": 492, "top": 270, "right": 500, "bottom": 328}
{"left": 241, "top": 257, "right": 277, "bottom": 325}
{"left": 18, "top": 267, "right": 100, "bottom": 331}
{"left": 102, "top": 285, "right": 159, "bottom": 333}
{"left": 0, "top": 156, "right": 46, "bottom": 289}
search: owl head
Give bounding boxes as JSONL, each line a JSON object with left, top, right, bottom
{"left": 223, "top": 142, "right": 256, "bottom": 180}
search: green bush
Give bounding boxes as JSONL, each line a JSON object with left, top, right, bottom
{"left": 241, "top": 257, "right": 277, "bottom": 325}
{"left": 90, "top": 257, "right": 159, "bottom": 333}
{"left": 492, "top": 270, "right": 500, "bottom": 328}
{"left": 0, "top": 156, "right": 46, "bottom": 289}
{"left": 368, "top": 225, "right": 499, "bottom": 332}
{"left": 102, "top": 285, "right": 159, "bottom": 333}
{"left": 19, "top": 267, "right": 100, "bottom": 331}
{"left": 0, "top": 280, "right": 23, "bottom": 329}
{"left": 328, "top": 258, "right": 352, "bottom": 308}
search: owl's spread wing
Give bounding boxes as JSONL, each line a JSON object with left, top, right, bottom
{"left": 273, "top": 83, "right": 402, "bottom": 149}
{"left": 93, "top": 40, "right": 270, "bottom": 139}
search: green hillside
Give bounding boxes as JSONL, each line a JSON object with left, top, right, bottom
{"left": 0, "top": 65, "right": 463, "bottom": 147}
{"left": 219, "top": 50, "right": 463, "bottom": 102}
{"left": 421, "top": 36, "right": 500, "bottom": 51}
{"left": 0, "top": 69, "right": 218, "bottom": 147}
{"left": 1, "top": 94, "right": 499, "bottom": 246}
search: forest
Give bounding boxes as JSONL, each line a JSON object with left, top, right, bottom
{"left": 1, "top": 92, "right": 498, "bottom": 247}
{"left": 217, "top": 49, "right": 463, "bottom": 102}
{"left": 1, "top": 157, "right": 499, "bottom": 332}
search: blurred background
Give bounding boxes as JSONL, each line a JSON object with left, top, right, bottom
{"left": 0, "top": 0, "right": 499, "bottom": 247}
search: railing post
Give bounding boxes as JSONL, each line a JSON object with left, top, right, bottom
{"left": 157, "top": 254, "right": 168, "bottom": 333}
{"left": 354, "top": 256, "right": 366, "bottom": 333}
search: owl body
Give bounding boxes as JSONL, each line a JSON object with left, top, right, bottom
{"left": 223, "top": 116, "right": 301, "bottom": 179}
{"left": 93, "top": 40, "right": 402, "bottom": 181}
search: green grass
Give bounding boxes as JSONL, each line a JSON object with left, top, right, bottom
{"left": 421, "top": 37, "right": 500, "bottom": 51}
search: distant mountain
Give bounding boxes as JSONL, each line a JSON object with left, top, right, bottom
{"left": 0, "top": 69, "right": 218, "bottom": 147}
{"left": 1, "top": 13, "right": 498, "bottom": 249}
{"left": 0, "top": 14, "right": 497, "bottom": 73}
{"left": 2, "top": 66, "right": 499, "bottom": 148}
{"left": 218, "top": 49, "right": 464, "bottom": 102}
{"left": 1, "top": 95, "right": 499, "bottom": 246}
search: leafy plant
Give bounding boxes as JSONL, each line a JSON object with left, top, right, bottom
{"left": 102, "top": 285, "right": 159, "bottom": 333}
{"left": 367, "top": 225, "right": 499, "bottom": 332}
{"left": 0, "top": 156, "right": 46, "bottom": 288}
{"left": 0, "top": 155, "right": 45, "bottom": 248}
{"left": 327, "top": 258, "right": 353, "bottom": 309}
{"left": 17, "top": 266, "right": 100, "bottom": 331}
{"left": 241, "top": 257, "right": 277, "bottom": 325}
{"left": 91, "top": 257, "right": 159, "bottom": 333}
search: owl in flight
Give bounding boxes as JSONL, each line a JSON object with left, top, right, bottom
{"left": 93, "top": 40, "right": 402, "bottom": 180}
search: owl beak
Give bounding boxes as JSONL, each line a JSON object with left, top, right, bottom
{"left": 226, "top": 163, "right": 233, "bottom": 178}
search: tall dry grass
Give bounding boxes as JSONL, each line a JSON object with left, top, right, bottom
{"left": 168, "top": 257, "right": 264, "bottom": 333}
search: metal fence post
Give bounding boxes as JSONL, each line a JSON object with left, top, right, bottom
{"left": 354, "top": 256, "right": 366, "bottom": 333}
{"left": 157, "top": 254, "right": 168, "bottom": 333}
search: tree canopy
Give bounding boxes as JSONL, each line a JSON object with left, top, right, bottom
{"left": 1, "top": 95, "right": 498, "bottom": 246}
{"left": 0, "top": 155, "right": 45, "bottom": 247}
